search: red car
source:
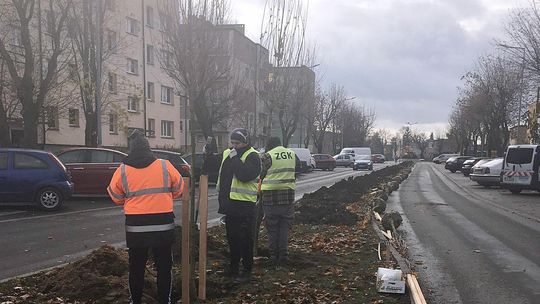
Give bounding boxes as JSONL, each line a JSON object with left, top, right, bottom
{"left": 312, "top": 154, "right": 336, "bottom": 171}
{"left": 56, "top": 148, "right": 126, "bottom": 196}
{"left": 371, "top": 154, "right": 386, "bottom": 163}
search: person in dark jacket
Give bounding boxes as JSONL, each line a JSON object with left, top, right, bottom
{"left": 205, "top": 128, "right": 261, "bottom": 283}
{"left": 108, "top": 130, "right": 183, "bottom": 304}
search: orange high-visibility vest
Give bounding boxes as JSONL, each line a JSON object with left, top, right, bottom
{"left": 107, "top": 159, "right": 184, "bottom": 216}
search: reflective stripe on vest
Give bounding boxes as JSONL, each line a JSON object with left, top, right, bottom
{"left": 125, "top": 223, "right": 175, "bottom": 233}
{"left": 120, "top": 159, "right": 172, "bottom": 198}
{"left": 262, "top": 146, "right": 296, "bottom": 191}
{"left": 217, "top": 147, "right": 259, "bottom": 202}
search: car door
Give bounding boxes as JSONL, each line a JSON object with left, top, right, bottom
{"left": 0, "top": 152, "right": 13, "bottom": 202}
{"left": 57, "top": 150, "right": 90, "bottom": 195}
{"left": 88, "top": 150, "right": 122, "bottom": 195}
{"left": 12, "top": 152, "right": 51, "bottom": 202}
{"left": 335, "top": 155, "right": 343, "bottom": 166}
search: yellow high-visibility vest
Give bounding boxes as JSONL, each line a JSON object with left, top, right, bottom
{"left": 261, "top": 146, "right": 296, "bottom": 191}
{"left": 217, "top": 147, "right": 259, "bottom": 202}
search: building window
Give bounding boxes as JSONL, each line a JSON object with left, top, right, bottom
{"left": 107, "top": 30, "right": 117, "bottom": 52}
{"left": 146, "top": 44, "right": 154, "bottom": 65}
{"left": 109, "top": 113, "right": 118, "bottom": 134}
{"left": 126, "top": 17, "right": 139, "bottom": 35}
{"left": 11, "top": 28, "right": 21, "bottom": 46}
{"left": 127, "top": 96, "right": 138, "bottom": 112}
{"left": 161, "top": 120, "right": 173, "bottom": 138}
{"left": 68, "top": 109, "right": 80, "bottom": 127}
{"left": 161, "top": 85, "right": 173, "bottom": 104}
{"left": 147, "top": 82, "right": 154, "bottom": 101}
{"left": 108, "top": 72, "right": 117, "bottom": 93}
{"left": 44, "top": 10, "right": 55, "bottom": 34}
{"left": 148, "top": 118, "right": 155, "bottom": 137}
{"left": 127, "top": 58, "right": 138, "bottom": 74}
{"left": 146, "top": 6, "right": 154, "bottom": 27}
{"left": 46, "top": 106, "right": 59, "bottom": 130}
{"left": 161, "top": 50, "right": 172, "bottom": 69}
{"left": 180, "top": 120, "right": 183, "bottom": 131}
{"left": 159, "top": 13, "right": 167, "bottom": 31}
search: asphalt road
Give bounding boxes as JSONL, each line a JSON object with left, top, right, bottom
{"left": 389, "top": 162, "right": 540, "bottom": 304}
{"left": 0, "top": 164, "right": 389, "bottom": 281}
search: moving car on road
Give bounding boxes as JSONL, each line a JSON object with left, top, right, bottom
{"left": 0, "top": 149, "right": 73, "bottom": 210}
{"left": 501, "top": 145, "right": 540, "bottom": 194}
{"left": 56, "top": 148, "right": 126, "bottom": 196}
{"left": 334, "top": 154, "right": 355, "bottom": 167}
{"left": 353, "top": 155, "right": 374, "bottom": 171}
{"left": 371, "top": 154, "right": 386, "bottom": 163}
{"left": 312, "top": 154, "right": 336, "bottom": 171}
{"left": 469, "top": 158, "right": 504, "bottom": 187}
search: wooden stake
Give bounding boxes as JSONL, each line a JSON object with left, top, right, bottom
{"left": 373, "top": 211, "right": 382, "bottom": 221}
{"left": 407, "top": 274, "right": 428, "bottom": 304}
{"left": 198, "top": 175, "right": 209, "bottom": 300}
{"left": 181, "top": 178, "right": 191, "bottom": 304}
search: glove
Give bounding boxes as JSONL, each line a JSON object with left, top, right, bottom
{"left": 202, "top": 144, "right": 208, "bottom": 155}
{"left": 229, "top": 148, "right": 238, "bottom": 158}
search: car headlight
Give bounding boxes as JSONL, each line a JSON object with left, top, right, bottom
{"left": 485, "top": 168, "right": 490, "bottom": 174}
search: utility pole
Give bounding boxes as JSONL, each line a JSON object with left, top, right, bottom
{"left": 96, "top": 0, "right": 103, "bottom": 147}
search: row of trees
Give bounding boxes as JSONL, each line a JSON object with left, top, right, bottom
{"left": 0, "top": 0, "right": 376, "bottom": 151}
{"left": 448, "top": 1, "right": 540, "bottom": 156}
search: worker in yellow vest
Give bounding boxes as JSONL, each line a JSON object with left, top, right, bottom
{"left": 205, "top": 128, "right": 261, "bottom": 283}
{"left": 260, "top": 137, "right": 297, "bottom": 267}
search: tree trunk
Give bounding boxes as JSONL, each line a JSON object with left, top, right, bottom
{"left": 21, "top": 107, "right": 39, "bottom": 148}
{"left": 85, "top": 112, "right": 97, "bottom": 147}
{"left": 0, "top": 102, "right": 10, "bottom": 147}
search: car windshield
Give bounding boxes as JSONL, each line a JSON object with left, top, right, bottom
{"left": 357, "top": 155, "right": 370, "bottom": 160}
{"left": 506, "top": 148, "right": 534, "bottom": 164}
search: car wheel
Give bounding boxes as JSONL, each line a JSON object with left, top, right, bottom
{"left": 36, "top": 187, "right": 63, "bottom": 211}
{"left": 330, "top": 167, "right": 335, "bottom": 171}
{"left": 509, "top": 188, "right": 522, "bottom": 195}
{"left": 450, "top": 169, "right": 456, "bottom": 173}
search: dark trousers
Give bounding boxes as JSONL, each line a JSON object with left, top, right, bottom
{"left": 263, "top": 204, "right": 294, "bottom": 261}
{"left": 128, "top": 244, "right": 173, "bottom": 304}
{"left": 225, "top": 214, "right": 255, "bottom": 273}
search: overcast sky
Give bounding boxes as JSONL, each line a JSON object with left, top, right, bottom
{"left": 229, "top": 0, "right": 530, "bottom": 135}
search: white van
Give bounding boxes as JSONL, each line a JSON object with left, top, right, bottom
{"left": 340, "top": 147, "right": 372, "bottom": 158}
{"left": 290, "top": 148, "right": 315, "bottom": 173}
{"left": 501, "top": 145, "right": 540, "bottom": 194}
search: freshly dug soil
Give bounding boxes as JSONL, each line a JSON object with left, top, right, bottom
{"left": 0, "top": 162, "right": 414, "bottom": 304}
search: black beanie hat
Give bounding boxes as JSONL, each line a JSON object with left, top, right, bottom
{"left": 128, "top": 129, "right": 150, "bottom": 154}
{"left": 230, "top": 128, "right": 250, "bottom": 144}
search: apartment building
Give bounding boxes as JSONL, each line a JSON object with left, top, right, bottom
{"left": 1, "top": 0, "right": 271, "bottom": 152}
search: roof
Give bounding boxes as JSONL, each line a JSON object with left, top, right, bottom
{"left": 57, "top": 147, "right": 127, "bottom": 155}
{"left": 0, "top": 148, "right": 51, "bottom": 154}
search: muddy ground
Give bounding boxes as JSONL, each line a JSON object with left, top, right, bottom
{"left": 0, "top": 162, "right": 413, "bottom": 304}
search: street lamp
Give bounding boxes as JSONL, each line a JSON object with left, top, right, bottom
{"left": 498, "top": 43, "right": 526, "bottom": 144}
{"left": 340, "top": 96, "right": 356, "bottom": 149}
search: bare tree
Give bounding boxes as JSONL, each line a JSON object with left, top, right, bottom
{"left": 0, "top": 0, "right": 71, "bottom": 148}
{"left": 0, "top": 58, "right": 13, "bottom": 146}
{"left": 339, "top": 102, "right": 376, "bottom": 149}
{"left": 160, "top": 0, "right": 239, "bottom": 141}
{"left": 311, "top": 83, "right": 346, "bottom": 153}
{"left": 260, "top": 0, "right": 313, "bottom": 146}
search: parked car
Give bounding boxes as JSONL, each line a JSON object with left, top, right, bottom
{"left": 353, "top": 155, "right": 373, "bottom": 171}
{"left": 470, "top": 158, "right": 504, "bottom": 187}
{"left": 371, "top": 154, "right": 386, "bottom": 163}
{"left": 0, "top": 149, "right": 73, "bottom": 210}
{"left": 56, "top": 148, "right": 126, "bottom": 196}
{"left": 433, "top": 153, "right": 459, "bottom": 164}
{"left": 312, "top": 154, "right": 336, "bottom": 171}
{"left": 183, "top": 153, "right": 219, "bottom": 183}
{"left": 445, "top": 156, "right": 473, "bottom": 173}
{"left": 334, "top": 154, "right": 355, "bottom": 167}
{"left": 151, "top": 149, "right": 191, "bottom": 177}
{"left": 290, "top": 148, "right": 315, "bottom": 173}
{"left": 461, "top": 158, "right": 490, "bottom": 177}
{"left": 501, "top": 144, "right": 540, "bottom": 194}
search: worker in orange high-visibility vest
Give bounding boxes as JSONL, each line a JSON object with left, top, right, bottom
{"left": 107, "top": 130, "right": 183, "bottom": 304}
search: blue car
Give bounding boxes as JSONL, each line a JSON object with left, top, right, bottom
{"left": 0, "top": 149, "right": 74, "bottom": 210}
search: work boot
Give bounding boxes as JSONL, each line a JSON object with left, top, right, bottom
{"left": 226, "top": 264, "right": 239, "bottom": 278}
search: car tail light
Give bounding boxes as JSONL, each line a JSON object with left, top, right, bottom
{"left": 49, "top": 153, "right": 71, "bottom": 181}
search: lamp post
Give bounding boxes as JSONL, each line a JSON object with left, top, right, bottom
{"left": 498, "top": 43, "right": 526, "bottom": 144}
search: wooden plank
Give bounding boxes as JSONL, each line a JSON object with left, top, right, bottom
{"left": 407, "top": 274, "right": 422, "bottom": 304}
{"left": 411, "top": 274, "right": 428, "bottom": 304}
{"left": 373, "top": 211, "right": 382, "bottom": 221}
{"left": 181, "top": 178, "right": 190, "bottom": 304}
{"left": 197, "top": 175, "right": 209, "bottom": 300}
